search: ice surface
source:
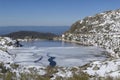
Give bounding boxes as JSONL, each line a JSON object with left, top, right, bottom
{"left": 9, "top": 46, "right": 106, "bottom": 67}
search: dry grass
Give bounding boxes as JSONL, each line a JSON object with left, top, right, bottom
{"left": 1, "top": 62, "right": 120, "bottom": 80}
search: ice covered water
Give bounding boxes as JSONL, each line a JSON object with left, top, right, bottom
{"left": 9, "top": 40, "right": 107, "bottom": 67}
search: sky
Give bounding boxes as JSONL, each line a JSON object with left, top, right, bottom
{"left": 0, "top": 0, "right": 120, "bottom": 26}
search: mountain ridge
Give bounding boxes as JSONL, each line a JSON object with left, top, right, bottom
{"left": 62, "top": 9, "right": 120, "bottom": 58}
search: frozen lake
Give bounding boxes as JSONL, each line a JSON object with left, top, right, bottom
{"left": 9, "top": 40, "right": 107, "bottom": 67}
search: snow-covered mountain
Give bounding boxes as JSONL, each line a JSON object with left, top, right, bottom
{"left": 1, "top": 9, "right": 120, "bottom": 79}
{"left": 62, "top": 9, "right": 120, "bottom": 58}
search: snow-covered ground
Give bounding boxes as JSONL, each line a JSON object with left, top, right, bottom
{"left": 84, "top": 58, "right": 120, "bottom": 78}
{"left": 0, "top": 50, "right": 13, "bottom": 63}
{"left": 1, "top": 37, "right": 120, "bottom": 79}
{"left": 0, "top": 37, "right": 15, "bottom": 63}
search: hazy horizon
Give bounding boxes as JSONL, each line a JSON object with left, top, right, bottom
{"left": 0, "top": 25, "right": 70, "bottom": 27}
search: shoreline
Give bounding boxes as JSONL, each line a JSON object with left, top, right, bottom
{"left": 17, "top": 38, "right": 53, "bottom": 42}
{"left": 60, "top": 39, "right": 115, "bottom": 58}
{"left": 61, "top": 39, "right": 94, "bottom": 46}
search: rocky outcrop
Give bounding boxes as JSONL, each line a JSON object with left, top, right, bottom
{"left": 62, "top": 9, "right": 120, "bottom": 58}
{"left": 0, "top": 37, "right": 15, "bottom": 50}
{"left": 0, "top": 37, "right": 15, "bottom": 64}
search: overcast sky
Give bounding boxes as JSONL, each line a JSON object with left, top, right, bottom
{"left": 0, "top": 0, "right": 120, "bottom": 26}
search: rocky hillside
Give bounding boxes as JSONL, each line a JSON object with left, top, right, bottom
{"left": 1, "top": 31, "right": 57, "bottom": 40}
{"left": 0, "top": 37, "right": 15, "bottom": 50}
{"left": 62, "top": 9, "right": 120, "bottom": 58}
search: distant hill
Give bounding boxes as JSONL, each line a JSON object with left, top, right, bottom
{"left": 1, "top": 31, "right": 57, "bottom": 40}
{"left": 0, "top": 26, "right": 70, "bottom": 35}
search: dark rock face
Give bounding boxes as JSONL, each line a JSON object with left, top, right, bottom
{"left": 1, "top": 31, "right": 57, "bottom": 40}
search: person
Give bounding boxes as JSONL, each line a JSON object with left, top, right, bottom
{"left": 48, "top": 57, "right": 56, "bottom": 67}
{"left": 47, "top": 53, "right": 56, "bottom": 67}
{"left": 14, "top": 40, "right": 23, "bottom": 47}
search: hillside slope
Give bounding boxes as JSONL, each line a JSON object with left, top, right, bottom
{"left": 62, "top": 9, "right": 120, "bottom": 58}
